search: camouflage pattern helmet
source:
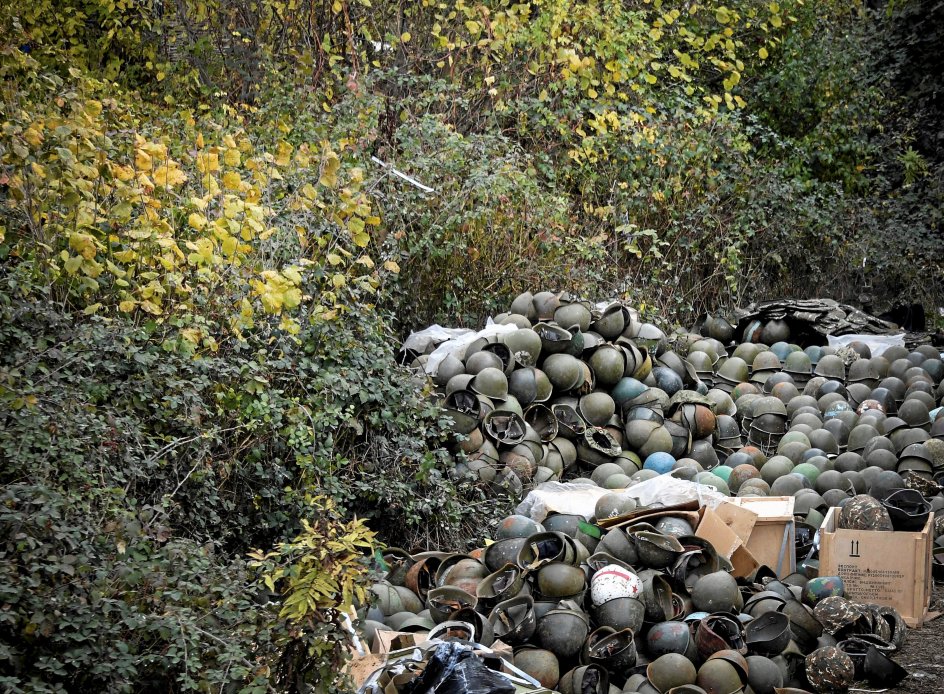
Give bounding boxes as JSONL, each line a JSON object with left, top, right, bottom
{"left": 814, "top": 596, "right": 864, "bottom": 636}
{"left": 837, "top": 494, "right": 893, "bottom": 531}
{"left": 805, "top": 646, "right": 855, "bottom": 693}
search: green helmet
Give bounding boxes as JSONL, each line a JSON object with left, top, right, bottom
{"left": 471, "top": 366, "right": 508, "bottom": 400}
{"left": 579, "top": 392, "right": 617, "bottom": 427}
{"left": 532, "top": 291, "right": 562, "bottom": 321}
{"left": 537, "top": 563, "right": 587, "bottom": 599}
{"left": 502, "top": 328, "right": 542, "bottom": 367}
{"left": 513, "top": 648, "right": 560, "bottom": 690}
{"left": 696, "top": 659, "right": 743, "bottom": 694}
{"left": 434, "top": 353, "right": 467, "bottom": 387}
{"left": 814, "top": 355, "right": 846, "bottom": 380}
{"left": 543, "top": 353, "right": 584, "bottom": 391}
{"left": 594, "top": 492, "right": 637, "bottom": 521}
{"left": 588, "top": 345, "right": 626, "bottom": 388}
{"left": 554, "top": 301, "right": 592, "bottom": 332}
{"left": 753, "top": 350, "right": 783, "bottom": 373}
{"left": 648, "top": 653, "right": 697, "bottom": 693}
{"left": 509, "top": 291, "right": 537, "bottom": 320}
{"left": 717, "top": 357, "right": 750, "bottom": 384}
{"left": 593, "top": 303, "right": 627, "bottom": 340}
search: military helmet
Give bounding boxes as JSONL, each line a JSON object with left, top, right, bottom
{"left": 838, "top": 494, "right": 893, "bottom": 531}
{"left": 502, "top": 328, "right": 543, "bottom": 366}
{"left": 489, "top": 594, "right": 537, "bottom": 645}
{"left": 588, "top": 345, "right": 626, "bottom": 388}
{"left": 745, "top": 611, "right": 792, "bottom": 656}
{"left": 554, "top": 301, "right": 592, "bottom": 333}
{"left": 691, "top": 571, "right": 742, "bottom": 613}
{"left": 647, "top": 620, "right": 698, "bottom": 660}
{"left": 579, "top": 392, "right": 617, "bottom": 427}
{"left": 805, "top": 646, "right": 855, "bottom": 693}
{"left": 899, "top": 398, "right": 931, "bottom": 428}
{"left": 514, "top": 648, "right": 560, "bottom": 689}
{"left": 695, "top": 658, "right": 744, "bottom": 694}
{"left": 718, "top": 357, "right": 750, "bottom": 384}
{"left": 753, "top": 350, "right": 783, "bottom": 374}
{"left": 784, "top": 350, "right": 813, "bottom": 376}
{"left": 543, "top": 353, "right": 584, "bottom": 391}
{"left": 649, "top": 653, "right": 697, "bottom": 692}
{"left": 848, "top": 358, "right": 880, "bottom": 385}
{"left": 814, "top": 355, "right": 846, "bottom": 381}
{"left": 746, "top": 655, "right": 783, "bottom": 694}
{"left": 593, "top": 302, "right": 627, "bottom": 339}
{"left": 471, "top": 367, "right": 509, "bottom": 400}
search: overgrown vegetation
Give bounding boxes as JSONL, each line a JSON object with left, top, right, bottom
{"left": 1, "top": 0, "right": 942, "bottom": 690}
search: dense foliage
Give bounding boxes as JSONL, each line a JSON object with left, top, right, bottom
{"left": 1, "top": 0, "right": 942, "bottom": 691}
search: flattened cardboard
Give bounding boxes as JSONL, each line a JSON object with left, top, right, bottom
{"left": 819, "top": 507, "right": 937, "bottom": 627}
{"left": 713, "top": 500, "right": 758, "bottom": 543}
{"left": 695, "top": 505, "right": 762, "bottom": 578}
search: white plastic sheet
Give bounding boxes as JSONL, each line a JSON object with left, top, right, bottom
{"left": 515, "top": 474, "right": 728, "bottom": 522}
{"left": 826, "top": 332, "right": 905, "bottom": 357}
{"left": 422, "top": 320, "right": 519, "bottom": 377}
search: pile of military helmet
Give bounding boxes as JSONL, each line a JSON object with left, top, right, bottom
{"left": 407, "top": 291, "right": 944, "bottom": 574}
{"left": 361, "top": 507, "right": 910, "bottom": 693}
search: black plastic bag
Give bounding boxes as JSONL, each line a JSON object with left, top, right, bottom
{"left": 403, "top": 642, "right": 515, "bottom": 694}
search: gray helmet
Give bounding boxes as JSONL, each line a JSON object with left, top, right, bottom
{"left": 691, "top": 571, "right": 742, "bottom": 613}
{"left": 647, "top": 620, "right": 698, "bottom": 660}
{"left": 535, "top": 601, "right": 590, "bottom": 659}
{"left": 746, "top": 655, "right": 783, "bottom": 694}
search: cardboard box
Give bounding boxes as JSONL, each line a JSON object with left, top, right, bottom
{"left": 818, "top": 507, "right": 935, "bottom": 627}
{"left": 371, "top": 630, "right": 429, "bottom": 654}
{"left": 728, "top": 496, "right": 796, "bottom": 578}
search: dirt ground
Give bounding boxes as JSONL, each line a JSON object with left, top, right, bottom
{"left": 886, "top": 579, "right": 944, "bottom": 693}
